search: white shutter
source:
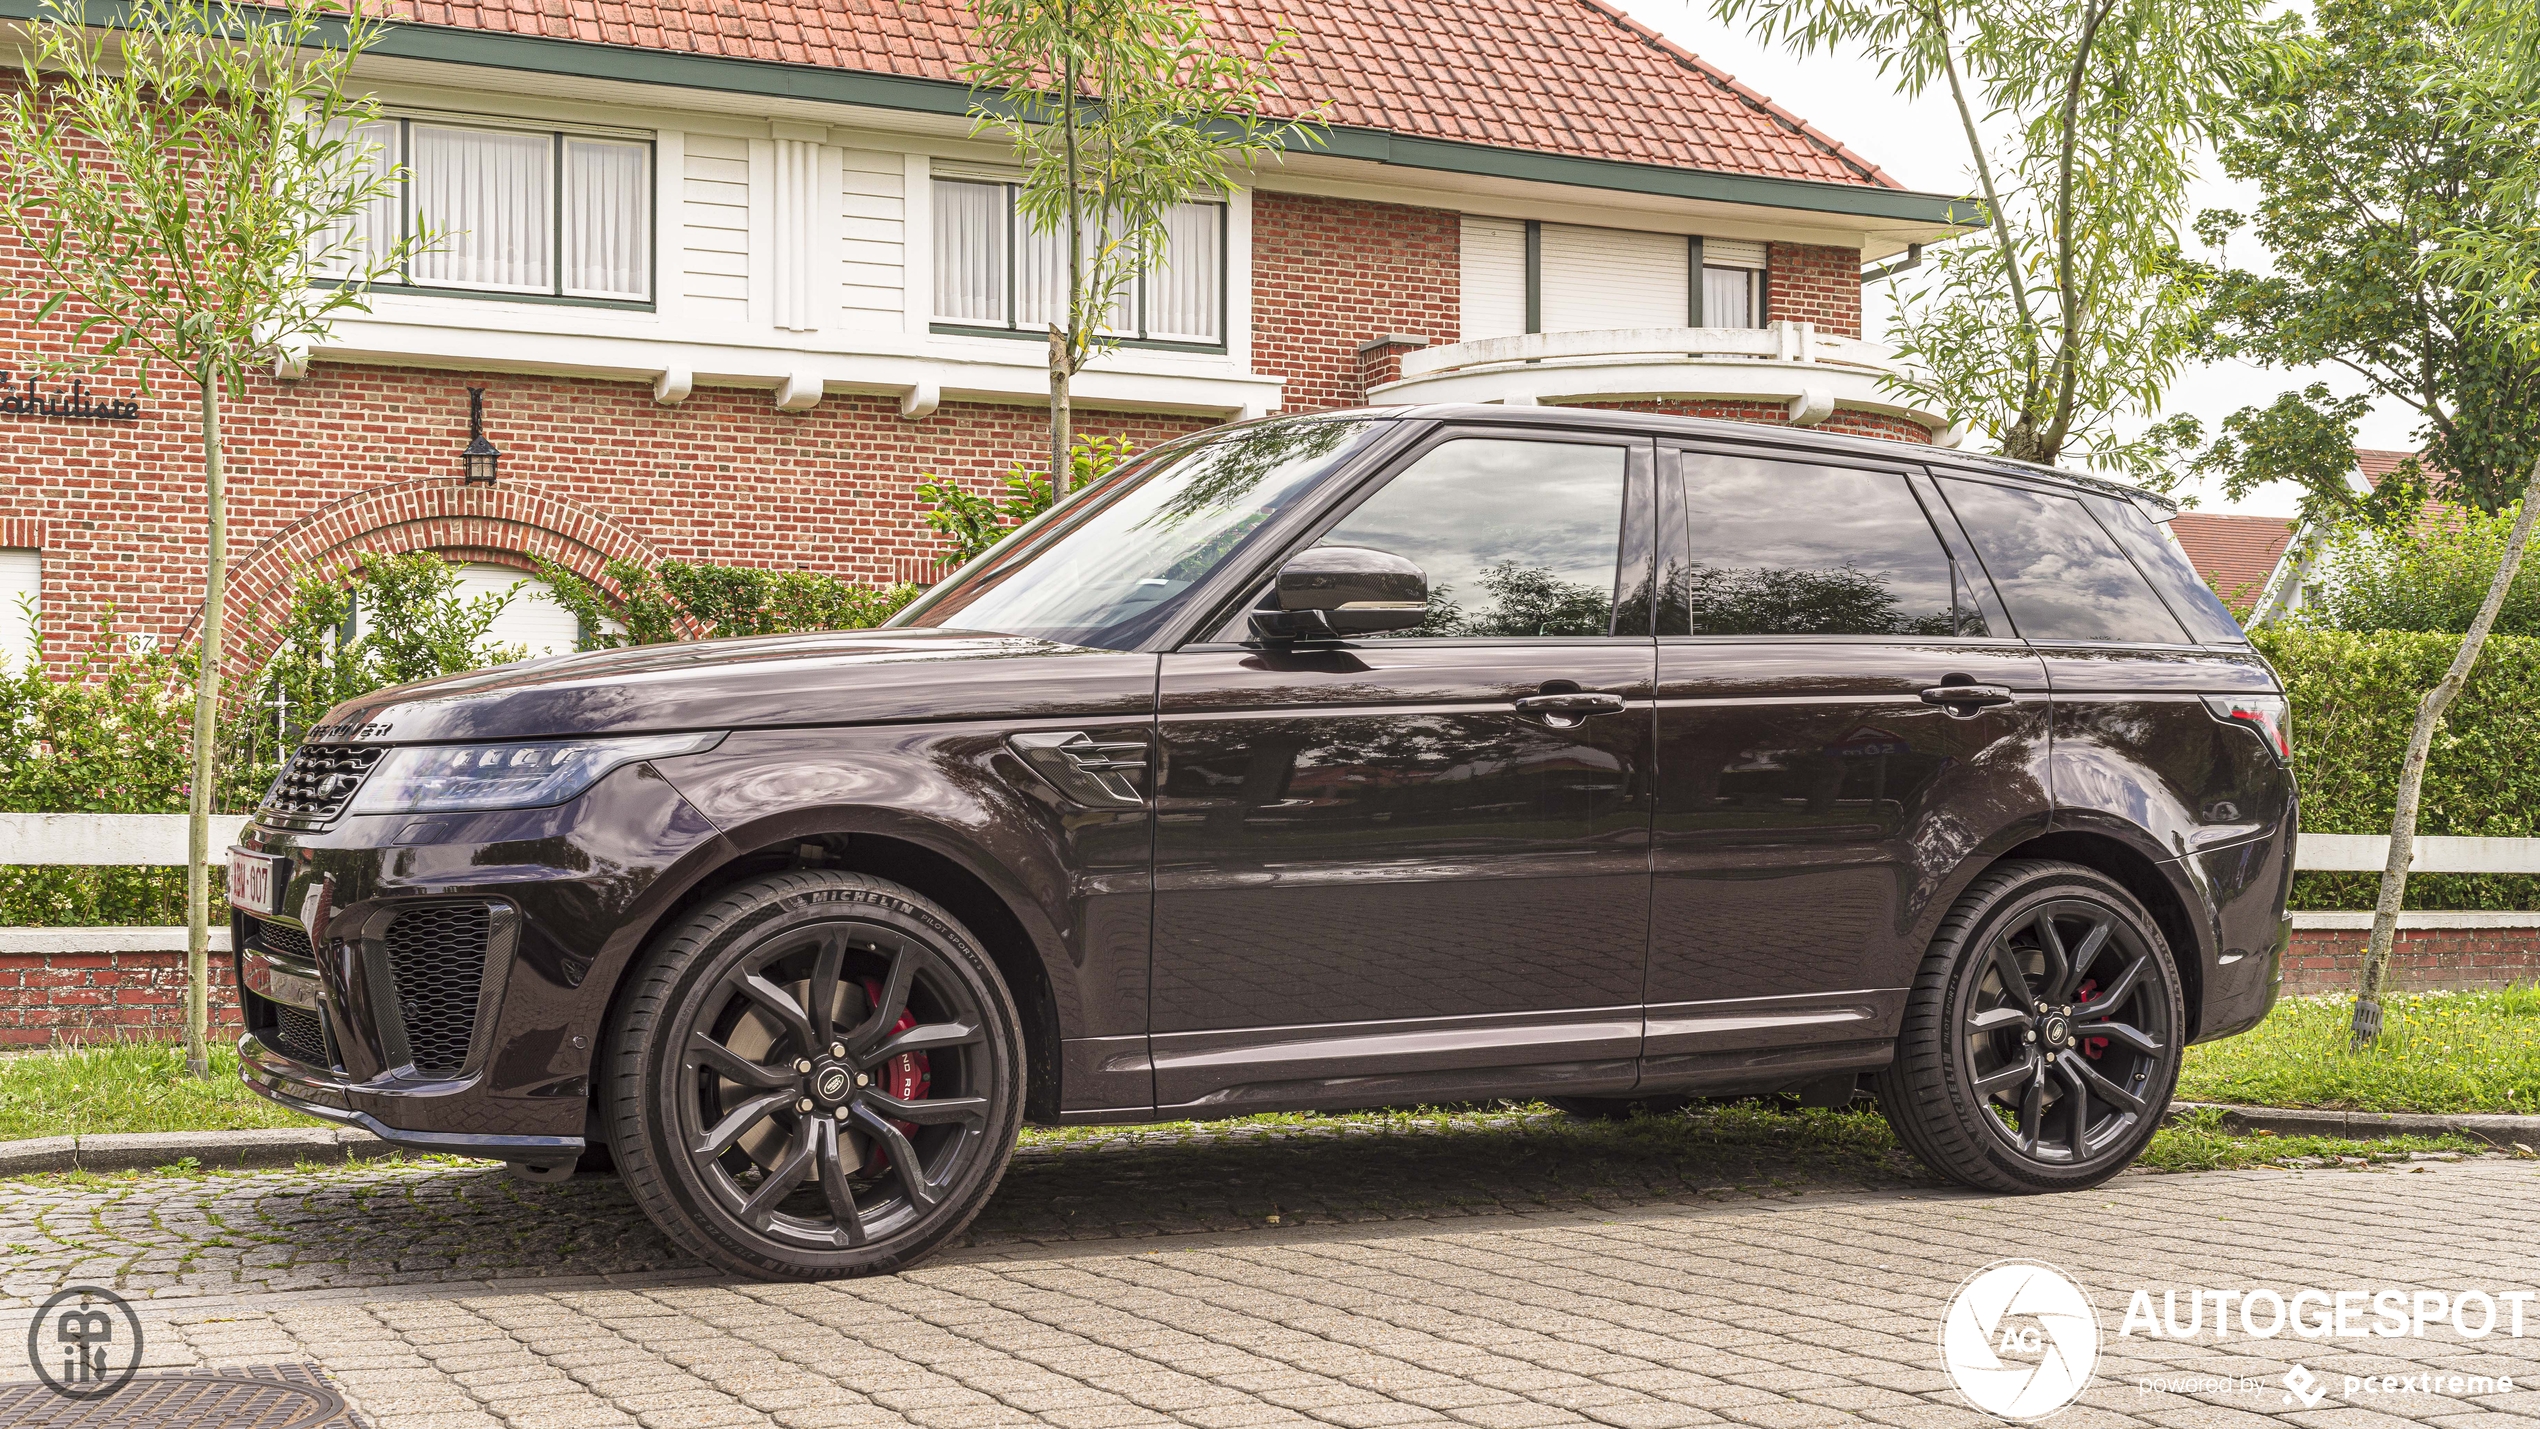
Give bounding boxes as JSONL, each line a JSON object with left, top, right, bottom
{"left": 314, "top": 119, "right": 400, "bottom": 278}
{"left": 451, "top": 564, "right": 582, "bottom": 660}
{"left": 0, "top": 548, "right": 35, "bottom": 671}
{"left": 1144, "top": 201, "right": 1222, "bottom": 343}
{"left": 931, "top": 179, "right": 1006, "bottom": 324}
{"left": 1539, "top": 224, "right": 1689, "bottom": 333}
{"left": 563, "top": 138, "right": 649, "bottom": 300}
{"left": 1702, "top": 237, "right": 1768, "bottom": 270}
{"left": 410, "top": 124, "right": 554, "bottom": 293}
{"left": 1460, "top": 217, "right": 1526, "bottom": 340}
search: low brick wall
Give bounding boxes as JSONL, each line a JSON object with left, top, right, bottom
{"left": 0, "top": 934, "right": 239, "bottom": 1046}
{"left": 2283, "top": 923, "right": 2540, "bottom": 996}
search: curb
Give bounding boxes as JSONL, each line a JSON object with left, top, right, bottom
{"left": 0, "top": 1127, "right": 399, "bottom": 1177}
{"left": 2170, "top": 1101, "right": 2540, "bottom": 1149}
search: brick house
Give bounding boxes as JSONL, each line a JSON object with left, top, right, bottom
{"left": 0, "top": 0, "right": 1971, "bottom": 674}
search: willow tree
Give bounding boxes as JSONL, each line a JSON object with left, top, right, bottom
{"left": 0, "top": 0, "right": 418, "bottom": 1075}
{"left": 1716, "top": 0, "right": 2267, "bottom": 478}
{"left": 964, "top": 0, "right": 1319, "bottom": 494}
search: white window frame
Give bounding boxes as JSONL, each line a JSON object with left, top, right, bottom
{"left": 326, "top": 110, "right": 658, "bottom": 309}
{"left": 928, "top": 177, "right": 1228, "bottom": 352}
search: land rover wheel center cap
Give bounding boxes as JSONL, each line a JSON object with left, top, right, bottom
{"left": 2041, "top": 1015, "right": 2071, "bottom": 1048}
{"left": 814, "top": 1065, "right": 853, "bottom": 1103}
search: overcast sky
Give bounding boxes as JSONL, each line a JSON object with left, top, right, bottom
{"left": 1615, "top": 0, "right": 2415, "bottom": 517}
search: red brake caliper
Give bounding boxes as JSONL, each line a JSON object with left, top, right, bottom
{"left": 857, "top": 978, "right": 933, "bottom": 1167}
{"left": 2075, "top": 979, "right": 2108, "bottom": 1059}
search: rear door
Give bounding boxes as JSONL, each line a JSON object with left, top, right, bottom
{"left": 1646, "top": 443, "right": 2052, "bottom": 1088}
{"left": 1149, "top": 429, "right": 1658, "bottom": 1114}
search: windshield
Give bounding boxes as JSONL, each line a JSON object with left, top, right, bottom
{"left": 891, "top": 417, "right": 1385, "bottom": 650}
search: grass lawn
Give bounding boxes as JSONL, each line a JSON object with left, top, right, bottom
{"left": 2178, "top": 987, "right": 2540, "bottom": 1114}
{"left": 0, "top": 1041, "right": 319, "bottom": 1141}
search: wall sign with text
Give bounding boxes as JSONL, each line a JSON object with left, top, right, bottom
{"left": 0, "top": 373, "right": 141, "bottom": 423}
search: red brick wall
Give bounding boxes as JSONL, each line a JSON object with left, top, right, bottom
{"left": 2282, "top": 927, "right": 2540, "bottom": 997}
{"left": 1767, "top": 242, "right": 1864, "bottom": 340}
{"left": 1252, "top": 192, "right": 1461, "bottom": 410}
{"left": 1573, "top": 397, "right": 1931, "bottom": 444}
{"left": 0, "top": 950, "right": 239, "bottom": 1046}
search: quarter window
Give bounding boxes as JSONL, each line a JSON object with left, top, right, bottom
{"left": 1315, "top": 439, "right": 1632, "bottom": 639}
{"left": 1941, "top": 478, "right": 2192, "bottom": 644}
{"left": 1670, "top": 456, "right": 1972, "bottom": 637}
{"left": 320, "top": 118, "right": 653, "bottom": 304}
{"left": 930, "top": 178, "right": 1225, "bottom": 346}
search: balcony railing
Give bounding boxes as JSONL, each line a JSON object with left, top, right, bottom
{"left": 1368, "top": 320, "right": 1954, "bottom": 439}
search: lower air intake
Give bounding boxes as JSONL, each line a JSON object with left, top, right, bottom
{"left": 269, "top": 1005, "right": 330, "bottom": 1069}
{"left": 386, "top": 904, "right": 491, "bottom": 1078}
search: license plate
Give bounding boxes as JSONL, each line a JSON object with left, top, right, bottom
{"left": 226, "top": 847, "right": 286, "bottom": 917}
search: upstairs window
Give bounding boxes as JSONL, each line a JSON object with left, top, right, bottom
{"left": 320, "top": 116, "right": 653, "bottom": 305}
{"left": 931, "top": 177, "right": 1225, "bottom": 348}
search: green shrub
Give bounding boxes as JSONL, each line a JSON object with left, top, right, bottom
{"left": 2256, "top": 625, "right": 2540, "bottom": 909}
{"left": 2306, "top": 503, "right": 2540, "bottom": 636}
{"left": 536, "top": 559, "right": 920, "bottom": 649}
{"left": 915, "top": 434, "right": 1138, "bottom": 568}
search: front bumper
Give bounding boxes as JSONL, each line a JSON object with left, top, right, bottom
{"left": 231, "top": 762, "right": 728, "bottom": 1152}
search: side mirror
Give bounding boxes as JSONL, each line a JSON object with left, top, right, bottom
{"left": 1250, "top": 545, "right": 1427, "bottom": 641}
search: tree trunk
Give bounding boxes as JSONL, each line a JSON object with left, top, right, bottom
{"left": 1049, "top": 323, "right": 1073, "bottom": 495}
{"left": 185, "top": 371, "right": 230, "bottom": 1079}
{"left": 2350, "top": 455, "right": 2540, "bottom": 1049}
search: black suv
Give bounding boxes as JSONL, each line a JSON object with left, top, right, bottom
{"left": 231, "top": 407, "right": 2294, "bottom": 1279}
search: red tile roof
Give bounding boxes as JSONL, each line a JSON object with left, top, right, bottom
{"left": 390, "top": 0, "right": 1903, "bottom": 188}
{"left": 2169, "top": 513, "right": 2295, "bottom": 606}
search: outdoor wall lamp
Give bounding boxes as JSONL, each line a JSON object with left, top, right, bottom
{"left": 462, "top": 386, "right": 501, "bottom": 485}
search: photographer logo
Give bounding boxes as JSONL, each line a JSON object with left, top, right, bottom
{"left": 24, "top": 1284, "right": 142, "bottom": 1399}
{"left": 1940, "top": 1260, "right": 2101, "bottom": 1420}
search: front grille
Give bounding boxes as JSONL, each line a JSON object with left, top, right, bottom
{"left": 386, "top": 905, "right": 490, "bottom": 1077}
{"left": 269, "top": 1004, "right": 330, "bottom": 1068}
{"left": 251, "top": 917, "right": 312, "bottom": 962}
{"left": 259, "top": 744, "right": 386, "bottom": 826}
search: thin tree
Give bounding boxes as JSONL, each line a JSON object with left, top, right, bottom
{"left": 0, "top": 0, "right": 421, "bottom": 1075}
{"left": 964, "top": 0, "right": 1319, "bottom": 494}
{"left": 1715, "top": 0, "right": 2266, "bottom": 479}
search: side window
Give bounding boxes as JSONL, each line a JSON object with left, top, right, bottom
{"left": 1670, "top": 454, "right": 1972, "bottom": 637}
{"left": 1941, "top": 478, "right": 2192, "bottom": 644}
{"left": 2083, "top": 494, "right": 2251, "bottom": 645}
{"left": 1315, "top": 438, "right": 1631, "bottom": 638}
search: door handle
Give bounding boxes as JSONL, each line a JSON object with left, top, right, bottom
{"left": 1920, "top": 683, "right": 2015, "bottom": 713}
{"left": 1007, "top": 731, "right": 1149, "bottom": 808}
{"left": 1513, "top": 691, "right": 1627, "bottom": 728}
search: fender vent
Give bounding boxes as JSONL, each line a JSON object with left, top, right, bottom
{"left": 386, "top": 904, "right": 491, "bottom": 1078}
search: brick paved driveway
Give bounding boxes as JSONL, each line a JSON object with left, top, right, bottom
{"left": 1, "top": 1114, "right": 2536, "bottom": 1427}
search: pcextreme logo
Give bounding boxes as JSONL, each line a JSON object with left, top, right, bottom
{"left": 1939, "top": 1260, "right": 2102, "bottom": 1421}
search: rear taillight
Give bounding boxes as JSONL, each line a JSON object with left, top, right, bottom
{"left": 2202, "top": 693, "right": 2291, "bottom": 762}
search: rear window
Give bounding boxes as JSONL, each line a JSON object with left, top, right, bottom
{"left": 1673, "top": 454, "right": 1977, "bottom": 637}
{"left": 2083, "top": 494, "right": 2252, "bottom": 645}
{"left": 1940, "top": 478, "right": 2191, "bottom": 645}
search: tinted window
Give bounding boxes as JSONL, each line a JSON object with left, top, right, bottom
{"left": 1671, "top": 455, "right": 1969, "bottom": 636}
{"left": 2084, "top": 494, "right": 2251, "bottom": 645}
{"left": 1941, "top": 478, "right": 2191, "bottom": 644}
{"left": 1316, "top": 438, "right": 1630, "bottom": 638}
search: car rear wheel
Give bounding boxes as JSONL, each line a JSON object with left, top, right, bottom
{"left": 1874, "top": 859, "right": 2182, "bottom": 1193}
{"left": 604, "top": 870, "right": 1025, "bottom": 1279}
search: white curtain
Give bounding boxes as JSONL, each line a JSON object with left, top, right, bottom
{"left": 1144, "top": 201, "right": 1221, "bottom": 343}
{"left": 563, "top": 138, "right": 649, "bottom": 300}
{"left": 410, "top": 125, "right": 553, "bottom": 293}
{"left": 1704, "top": 266, "right": 1756, "bottom": 328}
{"left": 1016, "top": 210, "right": 1132, "bottom": 335}
{"left": 0, "top": 548, "right": 34, "bottom": 673}
{"left": 932, "top": 179, "right": 1007, "bottom": 324}
{"left": 313, "top": 119, "right": 400, "bottom": 279}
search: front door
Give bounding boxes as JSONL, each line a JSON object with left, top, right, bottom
{"left": 1149, "top": 430, "right": 1659, "bottom": 1113}
{"left": 1646, "top": 444, "right": 2052, "bottom": 1089}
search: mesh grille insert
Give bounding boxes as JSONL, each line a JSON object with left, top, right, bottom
{"left": 270, "top": 1005, "right": 329, "bottom": 1068}
{"left": 386, "top": 905, "right": 490, "bottom": 1077}
{"left": 253, "top": 918, "right": 313, "bottom": 962}
{"left": 259, "top": 744, "right": 386, "bottom": 826}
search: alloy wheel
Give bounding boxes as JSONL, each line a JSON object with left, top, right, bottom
{"left": 1959, "top": 897, "right": 2173, "bottom": 1167}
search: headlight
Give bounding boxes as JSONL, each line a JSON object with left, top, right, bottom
{"left": 348, "top": 732, "right": 726, "bottom": 815}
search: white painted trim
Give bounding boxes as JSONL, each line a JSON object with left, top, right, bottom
{"left": 0, "top": 814, "right": 251, "bottom": 866}
{"left": 2297, "top": 834, "right": 2540, "bottom": 875}
{"left": 2290, "top": 911, "right": 2540, "bottom": 931}
{"left": 745, "top": 135, "right": 775, "bottom": 328}
{"left": 1225, "top": 184, "right": 1257, "bottom": 380}
{"left": 651, "top": 126, "right": 686, "bottom": 325}
{"left": 0, "top": 927, "right": 234, "bottom": 955}
{"left": 903, "top": 152, "right": 935, "bottom": 339}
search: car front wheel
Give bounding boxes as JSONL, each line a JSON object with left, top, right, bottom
{"left": 604, "top": 870, "right": 1025, "bottom": 1279}
{"left": 1874, "top": 859, "right": 2183, "bottom": 1193}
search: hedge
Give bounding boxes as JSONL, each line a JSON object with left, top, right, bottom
{"left": 2255, "top": 626, "right": 2540, "bottom": 911}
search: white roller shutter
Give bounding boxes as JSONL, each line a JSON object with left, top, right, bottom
{"left": 452, "top": 563, "right": 583, "bottom": 660}
{"left": 0, "top": 548, "right": 35, "bottom": 670}
{"left": 1539, "top": 224, "right": 1688, "bottom": 333}
{"left": 1460, "top": 217, "right": 1527, "bottom": 341}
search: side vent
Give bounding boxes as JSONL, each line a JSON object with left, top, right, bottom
{"left": 385, "top": 905, "right": 493, "bottom": 1078}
